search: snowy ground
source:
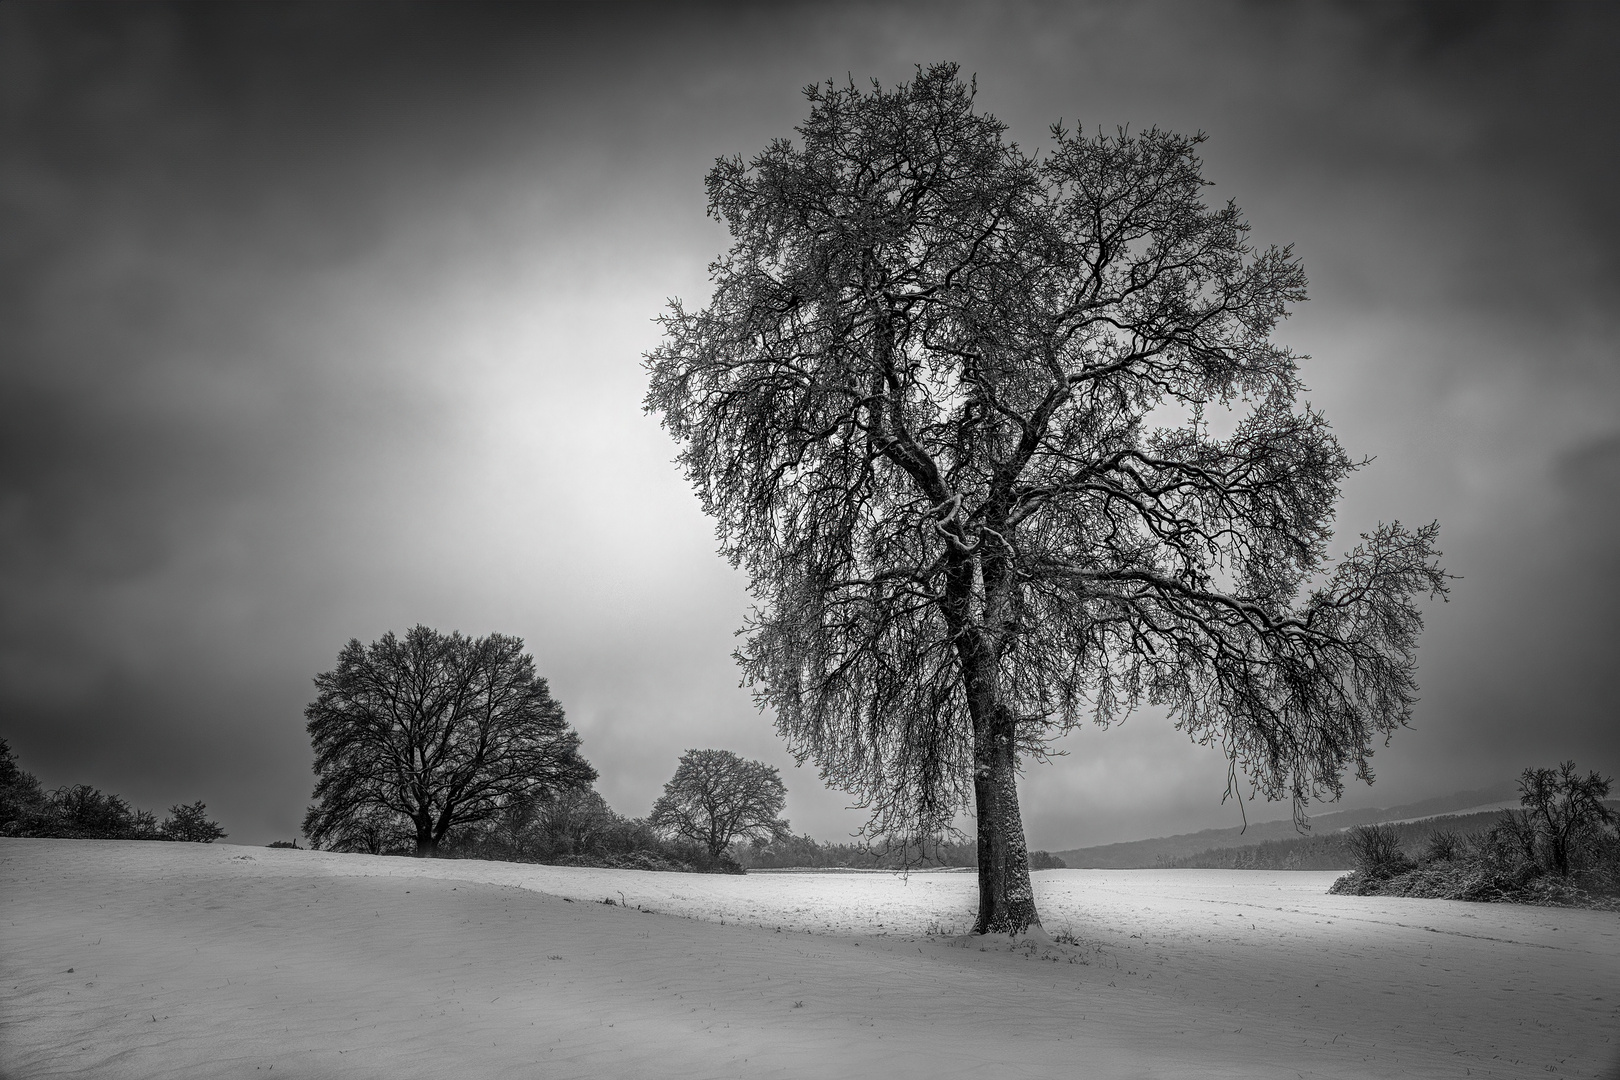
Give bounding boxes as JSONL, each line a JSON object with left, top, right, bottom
{"left": 3, "top": 839, "right": 1616, "bottom": 1079}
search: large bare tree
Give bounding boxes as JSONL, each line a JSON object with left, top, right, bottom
{"left": 645, "top": 65, "right": 1447, "bottom": 935}
{"left": 303, "top": 625, "right": 595, "bottom": 856}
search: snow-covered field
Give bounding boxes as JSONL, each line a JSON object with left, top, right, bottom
{"left": 3, "top": 839, "right": 1615, "bottom": 1078}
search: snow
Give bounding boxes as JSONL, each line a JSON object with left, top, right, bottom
{"left": 3, "top": 839, "right": 1616, "bottom": 1078}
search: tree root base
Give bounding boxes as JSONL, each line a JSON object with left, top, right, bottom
{"left": 948, "top": 923, "right": 1051, "bottom": 949}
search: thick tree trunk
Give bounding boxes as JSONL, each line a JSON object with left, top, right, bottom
{"left": 937, "top": 504, "right": 1040, "bottom": 936}
{"left": 971, "top": 712, "right": 1040, "bottom": 936}
{"left": 959, "top": 633, "right": 1041, "bottom": 937}
{"left": 414, "top": 814, "right": 439, "bottom": 858}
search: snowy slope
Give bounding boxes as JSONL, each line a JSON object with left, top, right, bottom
{"left": 2, "top": 839, "right": 1615, "bottom": 1078}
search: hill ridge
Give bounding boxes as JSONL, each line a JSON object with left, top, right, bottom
{"left": 1052, "top": 784, "right": 1517, "bottom": 869}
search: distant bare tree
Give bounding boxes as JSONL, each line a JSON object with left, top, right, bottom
{"left": 650, "top": 749, "right": 789, "bottom": 863}
{"left": 303, "top": 626, "right": 595, "bottom": 856}
{"left": 645, "top": 64, "right": 1447, "bottom": 934}
{"left": 1516, "top": 761, "right": 1614, "bottom": 876}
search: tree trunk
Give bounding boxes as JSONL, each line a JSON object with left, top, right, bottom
{"left": 971, "top": 712, "right": 1040, "bottom": 936}
{"left": 939, "top": 508, "right": 1040, "bottom": 936}
{"left": 414, "top": 814, "right": 438, "bottom": 858}
{"left": 959, "top": 634, "right": 1041, "bottom": 936}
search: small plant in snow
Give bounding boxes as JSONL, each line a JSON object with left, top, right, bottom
{"left": 1050, "top": 923, "right": 1084, "bottom": 947}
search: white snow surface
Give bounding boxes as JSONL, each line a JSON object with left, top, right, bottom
{"left": 3, "top": 839, "right": 1616, "bottom": 1078}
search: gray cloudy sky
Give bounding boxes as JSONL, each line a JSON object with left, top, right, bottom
{"left": 3, "top": 2, "right": 1616, "bottom": 849}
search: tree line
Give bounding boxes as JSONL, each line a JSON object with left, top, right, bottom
{"left": 733, "top": 833, "right": 1065, "bottom": 872}
{"left": 1161, "top": 810, "right": 1510, "bottom": 871}
{"left": 297, "top": 626, "right": 1068, "bottom": 873}
{"left": 0, "top": 738, "right": 226, "bottom": 843}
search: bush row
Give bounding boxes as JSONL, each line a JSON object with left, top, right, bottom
{"left": 0, "top": 740, "right": 226, "bottom": 843}
{"left": 1330, "top": 764, "right": 1619, "bottom": 910}
{"left": 318, "top": 787, "right": 745, "bottom": 873}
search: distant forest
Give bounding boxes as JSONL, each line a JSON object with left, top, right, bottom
{"left": 737, "top": 833, "right": 984, "bottom": 871}
{"left": 1164, "top": 811, "right": 1557, "bottom": 870}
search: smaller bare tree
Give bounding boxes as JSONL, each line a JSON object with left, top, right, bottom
{"left": 1517, "top": 761, "right": 1614, "bottom": 876}
{"left": 649, "top": 749, "right": 789, "bottom": 863}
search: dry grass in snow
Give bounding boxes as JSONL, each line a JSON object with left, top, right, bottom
{"left": 2, "top": 838, "right": 1616, "bottom": 1078}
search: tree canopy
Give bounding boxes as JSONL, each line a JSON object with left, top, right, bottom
{"left": 649, "top": 749, "right": 790, "bottom": 863}
{"left": 645, "top": 64, "right": 1446, "bottom": 934}
{"left": 303, "top": 625, "right": 596, "bottom": 856}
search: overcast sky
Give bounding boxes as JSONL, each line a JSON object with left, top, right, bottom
{"left": 3, "top": 2, "right": 1616, "bottom": 849}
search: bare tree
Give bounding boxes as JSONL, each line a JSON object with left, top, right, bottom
{"left": 303, "top": 626, "right": 596, "bottom": 856}
{"left": 1516, "top": 761, "right": 1614, "bottom": 876}
{"left": 649, "top": 749, "right": 789, "bottom": 863}
{"left": 645, "top": 64, "right": 1447, "bottom": 934}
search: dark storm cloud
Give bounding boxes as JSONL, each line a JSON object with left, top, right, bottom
{"left": 2, "top": 2, "right": 1614, "bottom": 847}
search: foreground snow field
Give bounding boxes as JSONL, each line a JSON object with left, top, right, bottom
{"left": 2, "top": 840, "right": 1615, "bottom": 1079}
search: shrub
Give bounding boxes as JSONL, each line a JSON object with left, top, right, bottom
{"left": 1345, "top": 823, "right": 1413, "bottom": 878}
{"left": 0, "top": 739, "right": 50, "bottom": 836}
{"left": 162, "top": 801, "right": 227, "bottom": 843}
{"left": 1029, "top": 850, "right": 1066, "bottom": 870}
{"left": 1422, "top": 829, "right": 1461, "bottom": 864}
{"left": 46, "top": 785, "right": 161, "bottom": 840}
{"left": 1576, "top": 829, "right": 1620, "bottom": 895}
